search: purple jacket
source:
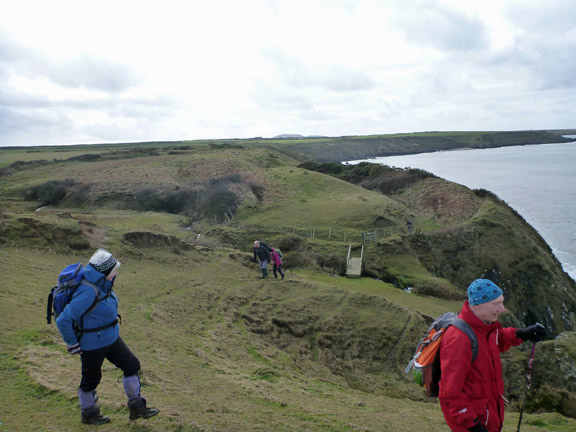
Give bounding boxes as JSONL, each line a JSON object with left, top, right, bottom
{"left": 270, "top": 249, "right": 282, "bottom": 267}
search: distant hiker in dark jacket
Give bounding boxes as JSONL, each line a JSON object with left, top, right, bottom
{"left": 270, "top": 248, "right": 285, "bottom": 280}
{"left": 439, "top": 279, "right": 547, "bottom": 432}
{"left": 56, "top": 249, "right": 158, "bottom": 425}
{"left": 253, "top": 240, "right": 271, "bottom": 279}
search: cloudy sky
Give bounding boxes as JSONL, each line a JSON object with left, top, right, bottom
{"left": 1, "top": 0, "right": 575, "bottom": 146}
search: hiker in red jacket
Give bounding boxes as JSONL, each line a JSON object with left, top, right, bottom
{"left": 439, "top": 279, "right": 547, "bottom": 432}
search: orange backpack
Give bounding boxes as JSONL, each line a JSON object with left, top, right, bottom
{"left": 405, "top": 312, "right": 478, "bottom": 397}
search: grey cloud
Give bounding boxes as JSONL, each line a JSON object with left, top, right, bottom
{"left": 82, "top": 122, "right": 150, "bottom": 142}
{"left": 254, "top": 88, "right": 314, "bottom": 111}
{"left": 0, "top": 30, "right": 138, "bottom": 93}
{"left": 263, "top": 47, "right": 375, "bottom": 91}
{"left": 0, "top": 86, "right": 65, "bottom": 141}
{"left": 0, "top": 87, "right": 52, "bottom": 109}
{"left": 44, "top": 54, "right": 139, "bottom": 93}
{"left": 391, "top": 2, "right": 489, "bottom": 52}
{"left": 321, "top": 67, "right": 375, "bottom": 91}
{"left": 300, "top": 109, "right": 334, "bottom": 122}
{"left": 521, "top": 35, "right": 576, "bottom": 89}
{"left": 0, "top": 31, "right": 39, "bottom": 79}
{"left": 478, "top": 31, "right": 576, "bottom": 90}
{"left": 504, "top": 0, "right": 576, "bottom": 33}
{"left": 0, "top": 78, "right": 177, "bottom": 145}
{"left": 0, "top": 29, "right": 173, "bottom": 142}
{"left": 0, "top": 106, "right": 73, "bottom": 144}
{"left": 500, "top": 2, "right": 576, "bottom": 89}
{"left": 0, "top": 31, "right": 32, "bottom": 64}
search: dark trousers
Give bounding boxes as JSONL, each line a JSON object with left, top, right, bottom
{"left": 80, "top": 337, "right": 140, "bottom": 392}
{"left": 273, "top": 264, "right": 284, "bottom": 278}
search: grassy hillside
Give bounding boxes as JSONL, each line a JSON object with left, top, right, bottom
{"left": 1, "top": 135, "right": 576, "bottom": 431}
{"left": 1, "top": 219, "right": 574, "bottom": 431}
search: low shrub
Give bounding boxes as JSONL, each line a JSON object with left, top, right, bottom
{"left": 23, "top": 179, "right": 90, "bottom": 207}
{"left": 282, "top": 251, "right": 316, "bottom": 269}
{"left": 316, "top": 253, "right": 347, "bottom": 275}
{"left": 134, "top": 176, "right": 242, "bottom": 222}
{"left": 412, "top": 280, "right": 465, "bottom": 300}
{"left": 299, "top": 161, "right": 435, "bottom": 195}
{"left": 276, "top": 234, "right": 305, "bottom": 252}
{"left": 201, "top": 186, "right": 238, "bottom": 219}
{"left": 527, "top": 385, "right": 576, "bottom": 419}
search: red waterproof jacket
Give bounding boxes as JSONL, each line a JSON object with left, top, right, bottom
{"left": 438, "top": 301, "right": 523, "bottom": 432}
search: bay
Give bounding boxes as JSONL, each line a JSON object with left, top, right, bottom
{"left": 348, "top": 139, "right": 576, "bottom": 282}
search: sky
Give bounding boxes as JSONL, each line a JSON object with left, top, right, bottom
{"left": 0, "top": 0, "right": 575, "bottom": 147}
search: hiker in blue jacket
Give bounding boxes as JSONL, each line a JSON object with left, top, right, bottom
{"left": 56, "top": 249, "right": 158, "bottom": 425}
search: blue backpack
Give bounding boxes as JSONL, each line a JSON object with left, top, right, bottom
{"left": 46, "top": 262, "right": 99, "bottom": 325}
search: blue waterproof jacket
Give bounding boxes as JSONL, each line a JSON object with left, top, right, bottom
{"left": 56, "top": 264, "right": 119, "bottom": 350}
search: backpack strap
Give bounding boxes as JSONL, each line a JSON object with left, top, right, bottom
{"left": 80, "top": 281, "right": 101, "bottom": 316}
{"left": 452, "top": 318, "right": 479, "bottom": 362}
{"left": 78, "top": 318, "right": 119, "bottom": 334}
{"left": 46, "top": 285, "right": 58, "bottom": 324}
{"left": 74, "top": 281, "right": 116, "bottom": 340}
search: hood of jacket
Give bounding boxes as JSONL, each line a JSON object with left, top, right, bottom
{"left": 84, "top": 263, "right": 115, "bottom": 294}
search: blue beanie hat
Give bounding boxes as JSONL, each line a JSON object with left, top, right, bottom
{"left": 467, "top": 279, "right": 503, "bottom": 305}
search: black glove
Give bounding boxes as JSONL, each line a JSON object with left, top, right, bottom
{"left": 516, "top": 323, "right": 547, "bottom": 342}
{"left": 468, "top": 421, "right": 489, "bottom": 432}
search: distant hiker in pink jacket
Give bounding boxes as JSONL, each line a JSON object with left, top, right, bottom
{"left": 270, "top": 248, "right": 285, "bottom": 280}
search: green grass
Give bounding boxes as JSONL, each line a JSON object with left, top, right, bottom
{"left": 1, "top": 136, "right": 576, "bottom": 431}
{"left": 1, "top": 227, "right": 574, "bottom": 432}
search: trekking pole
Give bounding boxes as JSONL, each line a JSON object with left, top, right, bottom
{"left": 517, "top": 342, "right": 537, "bottom": 432}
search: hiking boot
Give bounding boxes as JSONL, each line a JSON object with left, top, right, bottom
{"left": 81, "top": 408, "right": 110, "bottom": 425}
{"left": 128, "top": 398, "right": 159, "bottom": 420}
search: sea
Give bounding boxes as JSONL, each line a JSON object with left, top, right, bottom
{"left": 348, "top": 138, "right": 576, "bottom": 282}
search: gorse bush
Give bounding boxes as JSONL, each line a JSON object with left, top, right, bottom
{"left": 0, "top": 160, "right": 50, "bottom": 176}
{"left": 316, "top": 253, "right": 347, "bottom": 275}
{"left": 360, "top": 168, "right": 434, "bottom": 195}
{"left": 23, "top": 174, "right": 245, "bottom": 223}
{"left": 276, "top": 234, "right": 306, "bottom": 252}
{"left": 299, "top": 161, "right": 435, "bottom": 195}
{"left": 135, "top": 188, "right": 201, "bottom": 215}
{"left": 208, "top": 173, "right": 242, "bottom": 185}
{"left": 134, "top": 175, "right": 245, "bottom": 222}
{"left": 298, "top": 161, "right": 344, "bottom": 175}
{"left": 283, "top": 251, "right": 316, "bottom": 269}
{"left": 24, "top": 179, "right": 90, "bottom": 206}
{"left": 201, "top": 186, "right": 237, "bottom": 218}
